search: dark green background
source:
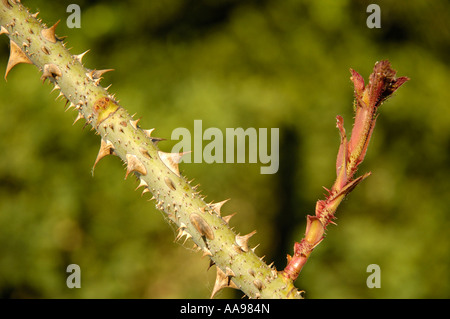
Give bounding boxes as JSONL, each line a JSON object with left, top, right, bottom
{"left": 0, "top": 0, "right": 448, "bottom": 298}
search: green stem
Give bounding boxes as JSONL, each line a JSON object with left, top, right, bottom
{"left": 0, "top": 0, "right": 300, "bottom": 299}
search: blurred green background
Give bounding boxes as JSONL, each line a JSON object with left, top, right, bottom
{"left": 0, "top": 0, "right": 448, "bottom": 298}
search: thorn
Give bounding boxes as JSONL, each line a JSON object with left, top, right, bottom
{"left": 139, "top": 147, "right": 152, "bottom": 160}
{"left": 65, "top": 102, "right": 76, "bottom": 112}
{"left": 55, "top": 91, "right": 65, "bottom": 101}
{"left": 322, "top": 186, "right": 331, "bottom": 194}
{"left": 142, "top": 128, "right": 165, "bottom": 144}
{"left": 5, "top": 40, "right": 32, "bottom": 81}
{"left": 207, "top": 259, "right": 215, "bottom": 271}
{"left": 210, "top": 267, "right": 238, "bottom": 299}
{"left": 199, "top": 206, "right": 208, "bottom": 214}
{"left": 50, "top": 83, "right": 60, "bottom": 93}
{"left": 232, "top": 244, "right": 242, "bottom": 254}
{"left": 90, "top": 68, "right": 114, "bottom": 80}
{"left": 31, "top": 12, "right": 40, "bottom": 19}
{"left": 251, "top": 244, "right": 260, "bottom": 253}
{"left": 158, "top": 151, "right": 190, "bottom": 177}
{"left": 253, "top": 279, "right": 265, "bottom": 291}
{"left": 0, "top": 26, "right": 9, "bottom": 35}
{"left": 82, "top": 121, "right": 90, "bottom": 130}
{"left": 40, "top": 63, "right": 62, "bottom": 83}
{"left": 210, "top": 199, "right": 230, "bottom": 216}
{"left": 135, "top": 178, "right": 148, "bottom": 191}
{"left": 271, "top": 268, "right": 278, "bottom": 279}
{"left": 222, "top": 213, "right": 236, "bottom": 225}
{"left": 328, "top": 220, "right": 338, "bottom": 226}
{"left": 286, "top": 254, "right": 292, "bottom": 264}
{"left": 86, "top": 68, "right": 114, "bottom": 81}
{"left": 174, "top": 229, "right": 183, "bottom": 242}
{"left": 73, "top": 49, "right": 90, "bottom": 63}
{"left": 41, "top": 20, "right": 60, "bottom": 43}
{"left": 143, "top": 128, "right": 155, "bottom": 138}
{"left": 225, "top": 267, "right": 236, "bottom": 278}
{"left": 164, "top": 176, "right": 176, "bottom": 191}
{"left": 130, "top": 118, "right": 140, "bottom": 130}
{"left": 75, "top": 100, "right": 84, "bottom": 109}
{"left": 41, "top": 46, "right": 50, "bottom": 55}
{"left": 202, "top": 247, "right": 212, "bottom": 258}
{"left": 125, "top": 154, "right": 148, "bottom": 179}
{"left": 189, "top": 213, "right": 214, "bottom": 240}
{"left": 150, "top": 137, "right": 165, "bottom": 145}
{"left": 72, "top": 112, "right": 84, "bottom": 125}
{"left": 92, "top": 139, "right": 114, "bottom": 175}
{"left": 1, "top": 0, "right": 11, "bottom": 8}
{"left": 235, "top": 230, "right": 257, "bottom": 253}
{"left": 175, "top": 229, "right": 191, "bottom": 244}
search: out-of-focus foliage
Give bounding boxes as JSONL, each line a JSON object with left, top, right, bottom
{"left": 0, "top": 0, "right": 448, "bottom": 298}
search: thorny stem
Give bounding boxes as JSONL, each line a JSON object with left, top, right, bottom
{"left": 281, "top": 61, "right": 409, "bottom": 281}
{"left": 0, "top": 1, "right": 408, "bottom": 297}
{"left": 0, "top": 0, "right": 298, "bottom": 299}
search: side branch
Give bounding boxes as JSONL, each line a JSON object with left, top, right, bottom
{"left": 281, "top": 61, "right": 409, "bottom": 281}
